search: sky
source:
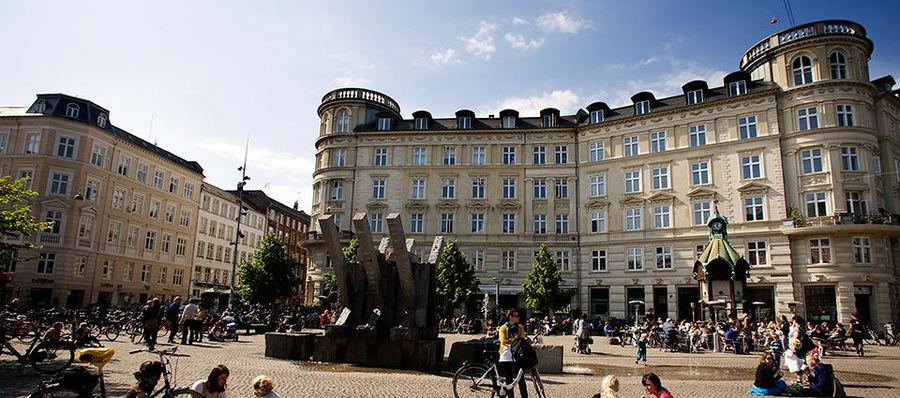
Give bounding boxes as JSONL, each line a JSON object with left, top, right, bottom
{"left": 2, "top": 1, "right": 898, "bottom": 212}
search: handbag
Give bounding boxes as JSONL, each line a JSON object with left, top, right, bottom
{"left": 144, "top": 319, "right": 159, "bottom": 330}
{"left": 510, "top": 338, "right": 538, "bottom": 369}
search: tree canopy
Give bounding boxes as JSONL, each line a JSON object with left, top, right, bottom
{"left": 237, "top": 233, "right": 300, "bottom": 305}
{"left": 436, "top": 240, "right": 480, "bottom": 316}
{"left": 0, "top": 176, "right": 52, "bottom": 269}
{"left": 522, "top": 244, "right": 573, "bottom": 314}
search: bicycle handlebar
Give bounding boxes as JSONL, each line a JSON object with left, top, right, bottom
{"left": 128, "top": 347, "right": 190, "bottom": 357}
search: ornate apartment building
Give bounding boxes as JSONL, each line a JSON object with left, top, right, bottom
{"left": 304, "top": 20, "right": 900, "bottom": 325}
{"left": 0, "top": 94, "right": 203, "bottom": 308}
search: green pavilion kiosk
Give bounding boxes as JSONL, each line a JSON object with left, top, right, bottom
{"left": 693, "top": 208, "right": 751, "bottom": 321}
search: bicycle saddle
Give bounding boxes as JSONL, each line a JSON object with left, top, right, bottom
{"left": 78, "top": 347, "right": 116, "bottom": 368}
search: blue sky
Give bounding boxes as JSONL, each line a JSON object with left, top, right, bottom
{"left": 2, "top": 1, "right": 898, "bottom": 211}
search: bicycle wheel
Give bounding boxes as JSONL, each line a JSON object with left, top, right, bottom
{"left": 104, "top": 324, "right": 121, "bottom": 341}
{"left": 169, "top": 387, "right": 206, "bottom": 397}
{"left": 29, "top": 342, "right": 75, "bottom": 374}
{"left": 131, "top": 328, "right": 144, "bottom": 344}
{"left": 453, "top": 364, "right": 498, "bottom": 398}
{"left": 530, "top": 368, "right": 548, "bottom": 398}
{"left": 27, "top": 383, "right": 82, "bottom": 397}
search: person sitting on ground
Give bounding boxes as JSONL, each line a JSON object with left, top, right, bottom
{"left": 641, "top": 372, "right": 674, "bottom": 398}
{"left": 72, "top": 322, "right": 102, "bottom": 347}
{"left": 191, "top": 364, "right": 229, "bottom": 398}
{"left": 42, "top": 322, "right": 65, "bottom": 346}
{"left": 125, "top": 360, "right": 165, "bottom": 398}
{"left": 252, "top": 375, "right": 281, "bottom": 398}
{"left": 801, "top": 355, "right": 834, "bottom": 397}
{"left": 591, "top": 374, "right": 620, "bottom": 398}
{"left": 749, "top": 352, "right": 787, "bottom": 396}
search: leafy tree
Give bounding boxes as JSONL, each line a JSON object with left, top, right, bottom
{"left": 0, "top": 176, "right": 52, "bottom": 269}
{"left": 436, "top": 240, "right": 480, "bottom": 316}
{"left": 522, "top": 244, "right": 574, "bottom": 315}
{"left": 342, "top": 238, "right": 359, "bottom": 263}
{"left": 321, "top": 272, "right": 337, "bottom": 299}
{"left": 237, "top": 233, "right": 300, "bottom": 309}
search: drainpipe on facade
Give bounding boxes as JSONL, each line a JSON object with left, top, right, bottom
{"left": 572, "top": 126, "right": 583, "bottom": 313}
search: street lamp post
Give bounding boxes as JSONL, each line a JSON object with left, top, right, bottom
{"left": 491, "top": 277, "right": 506, "bottom": 323}
{"left": 229, "top": 163, "right": 250, "bottom": 310}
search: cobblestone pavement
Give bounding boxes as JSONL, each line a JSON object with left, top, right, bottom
{"left": 3, "top": 332, "right": 898, "bottom": 397}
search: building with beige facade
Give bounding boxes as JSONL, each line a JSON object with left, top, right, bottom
{"left": 0, "top": 94, "right": 203, "bottom": 308}
{"left": 304, "top": 20, "right": 900, "bottom": 326}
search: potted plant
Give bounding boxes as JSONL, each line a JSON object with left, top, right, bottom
{"left": 786, "top": 206, "right": 810, "bottom": 227}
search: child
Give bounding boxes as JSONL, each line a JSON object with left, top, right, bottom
{"left": 636, "top": 332, "right": 649, "bottom": 366}
{"left": 768, "top": 331, "right": 783, "bottom": 369}
{"left": 72, "top": 322, "right": 102, "bottom": 347}
{"left": 252, "top": 375, "right": 282, "bottom": 398}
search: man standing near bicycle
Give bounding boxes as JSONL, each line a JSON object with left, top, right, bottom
{"left": 498, "top": 309, "right": 529, "bottom": 398}
{"left": 142, "top": 298, "right": 164, "bottom": 351}
{"left": 165, "top": 296, "right": 182, "bottom": 344}
{"left": 181, "top": 298, "right": 200, "bottom": 345}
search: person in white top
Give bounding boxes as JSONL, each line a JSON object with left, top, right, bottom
{"left": 252, "top": 375, "right": 282, "bottom": 398}
{"left": 191, "top": 365, "right": 229, "bottom": 398}
{"left": 180, "top": 299, "right": 200, "bottom": 345}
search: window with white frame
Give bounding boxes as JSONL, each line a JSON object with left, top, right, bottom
{"left": 75, "top": 256, "right": 86, "bottom": 277}
{"left": 625, "top": 207, "right": 642, "bottom": 230}
{"left": 25, "top": 133, "right": 40, "bottom": 154}
{"left": 411, "top": 179, "right": 425, "bottom": 199}
{"left": 502, "top": 178, "right": 516, "bottom": 199}
{"left": 895, "top": 158, "right": 900, "bottom": 182}
{"left": 377, "top": 117, "right": 391, "bottom": 131}
{"left": 443, "top": 146, "right": 457, "bottom": 165}
{"left": 742, "top": 154, "right": 762, "bottom": 179}
{"left": 693, "top": 201, "right": 711, "bottom": 225}
{"left": 502, "top": 115, "right": 516, "bottom": 128}
{"left": 501, "top": 250, "right": 516, "bottom": 271}
{"left": 145, "top": 230, "right": 156, "bottom": 250}
{"left": 502, "top": 146, "right": 516, "bottom": 165}
{"left": 173, "top": 269, "right": 184, "bottom": 285}
{"left": 126, "top": 226, "right": 140, "bottom": 248}
{"left": 17, "top": 169, "right": 34, "bottom": 189}
{"left": 635, "top": 100, "right": 650, "bottom": 115}
{"left": 624, "top": 136, "right": 639, "bottom": 157}
{"left": 158, "top": 266, "right": 168, "bottom": 284}
{"left": 591, "top": 250, "right": 607, "bottom": 271}
{"left": 161, "top": 234, "right": 171, "bottom": 254}
{"left": 55, "top": 136, "right": 76, "bottom": 158}
{"left": 330, "top": 180, "right": 344, "bottom": 200}
{"left": 471, "top": 146, "right": 486, "bottom": 165}
{"left": 440, "top": 213, "right": 454, "bottom": 233}
{"left": 471, "top": 177, "right": 486, "bottom": 199}
{"left": 729, "top": 80, "right": 748, "bottom": 96}
{"left": 801, "top": 149, "right": 824, "bottom": 174}
{"left": 149, "top": 200, "right": 160, "bottom": 219}
{"left": 370, "top": 212, "right": 384, "bottom": 233}
{"left": 845, "top": 191, "right": 867, "bottom": 214}
{"left": 739, "top": 116, "right": 757, "bottom": 139}
{"left": 542, "top": 114, "right": 555, "bottom": 127}
{"left": 470, "top": 213, "right": 485, "bottom": 233}
{"left": 533, "top": 213, "right": 547, "bottom": 234}
{"left": 179, "top": 209, "right": 191, "bottom": 227}
{"left": 625, "top": 170, "right": 641, "bottom": 193}
{"left": 556, "top": 250, "right": 571, "bottom": 271}
{"left": 837, "top": 104, "right": 854, "bottom": 127}
{"left": 626, "top": 247, "right": 643, "bottom": 270}
{"left": 413, "top": 147, "right": 427, "bottom": 166}
{"left": 590, "top": 110, "right": 605, "bottom": 124}
{"left": 117, "top": 155, "right": 130, "bottom": 176}
{"left": 841, "top": 147, "right": 859, "bottom": 171}
{"left": 372, "top": 179, "right": 385, "bottom": 199}
{"left": 809, "top": 238, "right": 832, "bottom": 264}
{"left": 747, "top": 241, "right": 768, "bottom": 266}
{"left": 36, "top": 253, "right": 55, "bottom": 274}
{"left": 0, "top": 132, "right": 8, "bottom": 154}
{"left": 336, "top": 110, "right": 351, "bottom": 132}
{"left": 653, "top": 205, "right": 671, "bottom": 228}
{"left": 872, "top": 156, "right": 882, "bottom": 174}
{"left": 829, "top": 52, "right": 847, "bottom": 79}
{"left": 175, "top": 238, "right": 187, "bottom": 257}
{"left": 656, "top": 246, "right": 673, "bottom": 269}
{"left": 588, "top": 141, "right": 605, "bottom": 161}
{"left": 555, "top": 145, "right": 568, "bottom": 164}
{"left": 651, "top": 166, "right": 669, "bottom": 190}
{"left": 136, "top": 164, "right": 148, "bottom": 184}
{"left": 792, "top": 56, "right": 813, "bottom": 85}
{"left": 556, "top": 214, "right": 569, "bottom": 234}
{"left": 744, "top": 197, "right": 765, "bottom": 221}
{"left": 805, "top": 191, "right": 828, "bottom": 217}
{"left": 471, "top": 250, "right": 485, "bottom": 271}
{"left": 555, "top": 179, "right": 568, "bottom": 199}
{"left": 332, "top": 148, "right": 346, "bottom": 167}
{"left": 852, "top": 237, "right": 871, "bottom": 263}
{"left": 441, "top": 177, "right": 456, "bottom": 199}
{"left": 49, "top": 172, "right": 70, "bottom": 195}
{"left": 84, "top": 179, "right": 100, "bottom": 202}
{"left": 414, "top": 117, "right": 429, "bottom": 130}
{"left": 501, "top": 213, "right": 516, "bottom": 234}
{"left": 650, "top": 131, "right": 667, "bottom": 153}
{"left": 591, "top": 211, "right": 607, "bottom": 233}
{"left": 409, "top": 213, "right": 424, "bottom": 233}
{"left": 691, "top": 161, "right": 710, "bottom": 185}
{"left": 798, "top": 107, "right": 819, "bottom": 131}
{"left": 183, "top": 183, "right": 194, "bottom": 199}
{"left": 533, "top": 145, "right": 546, "bottom": 165}
{"left": 165, "top": 205, "right": 175, "bottom": 223}
{"left": 66, "top": 103, "right": 80, "bottom": 118}
{"left": 590, "top": 175, "right": 606, "bottom": 197}
{"left": 689, "top": 125, "right": 706, "bottom": 147}
{"left": 44, "top": 210, "right": 63, "bottom": 234}
{"left": 533, "top": 178, "right": 547, "bottom": 199}
{"left": 458, "top": 116, "right": 473, "bottom": 129}
{"left": 168, "top": 176, "right": 179, "bottom": 194}
{"left": 107, "top": 221, "right": 122, "bottom": 245}
{"left": 112, "top": 188, "right": 126, "bottom": 209}
{"left": 131, "top": 194, "right": 144, "bottom": 215}
{"left": 153, "top": 171, "right": 164, "bottom": 189}
{"left": 374, "top": 147, "right": 388, "bottom": 166}
{"left": 686, "top": 90, "right": 704, "bottom": 105}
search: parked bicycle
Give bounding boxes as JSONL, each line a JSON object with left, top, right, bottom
{"left": 0, "top": 326, "right": 75, "bottom": 374}
{"left": 452, "top": 338, "right": 547, "bottom": 398}
{"left": 28, "top": 346, "right": 202, "bottom": 397}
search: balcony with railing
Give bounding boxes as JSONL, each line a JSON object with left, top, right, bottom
{"left": 740, "top": 20, "right": 869, "bottom": 70}
{"left": 320, "top": 88, "right": 401, "bottom": 114}
{"left": 38, "top": 233, "right": 61, "bottom": 245}
{"left": 783, "top": 211, "right": 900, "bottom": 234}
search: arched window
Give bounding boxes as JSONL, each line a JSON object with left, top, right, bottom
{"left": 97, "top": 114, "right": 108, "bottom": 128}
{"left": 829, "top": 52, "right": 847, "bottom": 80}
{"left": 66, "top": 103, "right": 80, "bottom": 119}
{"left": 336, "top": 109, "right": 350, "bottom": 133}
{"left": 792, "top": 56, "right": 813, "bottom": 85}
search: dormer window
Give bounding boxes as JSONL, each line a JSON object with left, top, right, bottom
{"left": 502, "top": 116, "right": 516, "bottom": 128}
{"left": 542, "top": 114, "right": 556, "bottom": 127}
{"left": 686, "top": 90, "right": 704, "bottom": 105}
{"left": 97, "top": 114, "right": 108, "bottom": 128}
{"left": 377, "top": 117, "right": 392, "bottom": 131}
{"left": 728, "top": 80, "right": 748, "bottom": 96}
{"left": 590, "top": 110, "right": 605, "bottom": 124}
{"left": 35, "top": 101, "right": 47, "bottom": 113}
{"left": 458, "top": 116, "right": 473, "bottom": 129}
{"left": 635, "top": 100, "right": 651, "bottom": 115}
{"left": 66, "top": 103, "right": 80, "bottom": 119}
{"left": 414, "top": 117, "right": 429, "bottom": 130}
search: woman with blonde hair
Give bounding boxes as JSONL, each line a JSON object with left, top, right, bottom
{"left": 591, "top": 374, "right": 620, "bottom": 398}
{"left": 251, "top": 375, "right": 281, "bottom": 398}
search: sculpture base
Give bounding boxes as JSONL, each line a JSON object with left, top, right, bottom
{"left": 292, "top": 334, "right": 445, "bottom": 372}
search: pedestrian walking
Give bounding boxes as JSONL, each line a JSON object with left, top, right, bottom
{"left": 635, "top": 331, "right": 649, "bottom": 366}
{"left": 194, "top": 304, "right": 207, "bottom": 343}
{"left": 142, "top": 298, "right": 164, "bottom": 351}
{"left": 166, "top": 296, "right": 182, "bottom": 344}
{"left": 181, "top": 298, "right": 200, "bottom": 345}
{"left": 848, "top": 313, "right": 865, "bottom": 357}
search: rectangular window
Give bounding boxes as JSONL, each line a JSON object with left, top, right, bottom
{"left": 372, "top": 179, "right": 386, "bottom": 199}
{"left": 687, "top": 90, "right": 704, "bottom": 105}
{"left": 470, "top": 250, "right": 485, "bottom": 271}
{"left": 165, "top": 205, "right": 176, "bottom": 223}
{"left": 626, "top": 247, "right": 643, "bottom": 270}
{"left": 36, "top": 253, "right": 55, "bottom": 274}
{"left": 123, "top": 263, "right": 134, "bottom": 281}
{"left": 458, "top": 117, "right": 472, "bottom": 129}
{"left": 331, "top": 180, "right": 344, "bottom": 200}
{"left": 873, "top": 156, "right": 882, "bottom": 174}
{"left": 852, "top": 237, "right": 872, "bottom": 263}
{"left": 136, "top": 164, "right": 148, "bottom": 184}
{"left": 173, "top": 269, "right": 184, "bottom": 285}
{"left": 809, "top": 238, "right": 832, "bottom": 264}
{"left": 651, "top": 166, "right": 669, "bottom": 190}
{"left": 542, "top": 114, "right": 555, "bottom": 127}
{"left": 747, "top": 241, "right": 768, "bottom": 266}
{"left": 693, "top": 201, "right": 712, "bottom": 225}
{"left": 25, "top": 133, "right": 41, "bottom": 154}
{"left": 175, "top": 238, "right": 187, "bottom": 256}
{"left": 837, "top": 104, "right": 855, "bottom": 127}
{"left": 502, "top": 178, "right": 516, "bottom": 199}
{"left": 415, "top": 117, "right": 429, "bottom": 130}
{"left": 554, "top": 179, "right": 568, "bottom": 199}
{"left": 44, "top": 210, "right": 63, "bottom": 234}
{"left": 471, "top": 146, "right": 486, "bottom": 165}
{"left": 443, "top": 146, "right": 457, "bottom": 165}
{"left": 744, "top": 197, "right": 765, "bottom": 221}
{"left": 555, "top": 214, "right": 569, "bottom": 234}
{"left": 374, "top": 147, "right": 388, "bottom": 166}
{"left": 471, "top": 177, "right": 485, "bottom": 199}
{"left": 533, "top": 213, "right": 547, "bottom": 234}
{"left": 624, "top": 170, "right": 641, "bottom": 193}
{"left": 441, "top": 178, "right": 456, "bottom": 199}
{"left": 635, "top": 100, "right": 650, "bottom": 115}
{"left": 533, "top": 178, "right": 547, "bottom": 199}
{"left": 656, "top": 246, "right": 673, "bottom": 269}
{"left": 90, "top": 145, "right": 106, "bottom": 167}
{"left": 153, "top": 171, "right": 164, "bottom": 189}
{"left": 370, "top": 212, "right": 384, "bottom": 233}
{"left": 502, "top": 146, "right": 516, "bottom": 165}
{"left": 801, "top": 149, "right": 824, "bottom": 174}
{"left": 845, "top": 191, "right": 868, "bottom": 214}
{"left": 555, "top": 250, "right": 570, "bottom": 271}
{"left": 131, "top": 194, "right": 144, "bottom": 215}
{"left": 554, "top": 145, "right": 568, "bottom": 164}
{"left": 179, "top": 209, "right": 191, "bottom": 227}
{"left": 411, "top": 179, "right": 425, "bottom": 199}
{"left": 625, "top": 208, "right": 642, "bottom": 231}
{"left": 413, "top": 147, "right": 427, "bottom": 166}
{"left": 653, "top": 205, "right": 671, "bottom": 228}
{"left": 591, "top": 211, "right": 607, "bottom": 233}
{"left": 729, "top": 80, "right": 748, "bottom": 96}
{"left": 624, "top": 136, "right": 639, "bottom": 157}
{"left": 84, "top": 179, "right": 100, "bottom": 202}
{"left": 149, "top": 200, "right": 160, "bottom": 219}
{"left": 102, "top": 261, "right": 113, "bottom": 279}
{"left": 168, "top": 176, "right": 179, "bottom": 194}
{"left": 159, "top": 266, "right": 168, "bottom": 284}
{"left": 689, "top": 125, "right": 706, "bottom": 147}
{"left": 741, "top": 154, "right": 762, "bottom": 179}
{"left": 590, "top": 110, "right": 605, "bottom": 124}
{"left": 333, "top": 148, "right": 346, "bottom": 167}
{"left": 841, "top": 147, "right": 860, "bottom": 171}
{"left": 501, "top": 213, "right": 516, "bottom": 234}
{"left": 377, "top": 117, "right": 391, "bottom": 130}
{"left": 161, "top": 234, "right": 171, "bottom": 254}
{"left": 440, "top": 213, "right": 454, "bottom": 233}
{"left": 17, "top": 169, "right": 34, "bottom": 189}
{"left": 0, "top": 132, "right": 7, "bottom": 154}
{"left": 691, "top": 161, "right": 710, "bottom": 185}
{"left": 501, "top": 250, "right": 516, "bottom": 271}
{"left": 650, "top": 131, "right": 667, "bottom": 153}
{"left": 49, "top": 172, "right": 70, "bottom": 195}
{"left": 589, "top": 175, "right": 606, "bottom": 197}
{"left": 107, "top": 221, "right": 122, "bottom": 245}
{"left": 739, "top": 116, "right": 758, "bottom": 139}
{"left": 805, "top": 192, "right": 828, "bottom": 217}
{"left": 591, "top": 250, "right": 607, "bottom": 271}
{"left": 532, "top": 145, "right": 546, "bottom": 165}
{"left": 470, "top": 213, "right": 485, "bottom": 234}
{"left": 588, "top": 141, "right": 605, "bottom": 161}
{"left": 502, "top": 116, "right": 516, "bottom": 128}
{"left": 56, "top": 136, "right": 76, "bottom": 158}
{"left": 140, "top": 264, "right": 151, "bottom": 283}
{"left": 183, "top": 183, "right": 194, "bottom": 199}
{"left": 117, "top": 155, "right": 130, "bottom": 176}
{"left": 798, "top": 107, "right": 819, "bottom": 131}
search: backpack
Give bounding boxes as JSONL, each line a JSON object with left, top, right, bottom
{"left": 833, "top": 377, "right": 846, "bottom": 397}
{"left": 510, "top": 338, "right": 538, "bottom": 370}
{"left": 54, "top": 366, "right": 99, "bottom": 395}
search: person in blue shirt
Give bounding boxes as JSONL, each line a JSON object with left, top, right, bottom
{"left": 801, "top": 355, "right": 834, "bottom": 397}
{"left": 165, "top": 296, "right": 182, "bottom": 343}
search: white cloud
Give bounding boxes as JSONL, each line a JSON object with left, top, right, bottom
{"left": 504, "top": 33, "right": 544, "bottom": 50}
{"left": 483, "top": 90, "right": 581, "bottom": 116}
{"left": 463, "top": 21, "right": 497, "bottom": 59}
{"left": 429, "top": 48, "right": 461, "bottom": 64}
{"left": 333, "top": 75, "right": 370, "bottom": 86}
{"left": 535, "top": 12, "right": 591, "bottom": 34}
{"left": 607, "top": 59, "right": 729, "bottom": 107}
{"left": 512, "top": 16, "right": 527, "bottom": 26}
